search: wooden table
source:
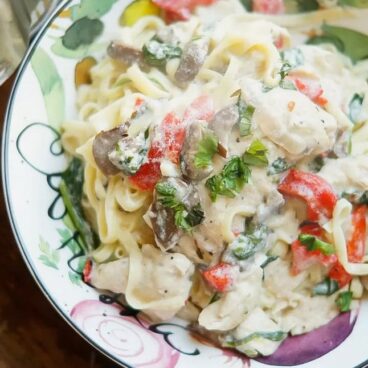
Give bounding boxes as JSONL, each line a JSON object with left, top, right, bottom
{"left": 0, "top": 77, "right": 119, "bottom": 368}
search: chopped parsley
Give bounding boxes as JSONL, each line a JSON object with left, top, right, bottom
{"left": 313, "top": 278, "right": 339, "bottom": 296}
{"left": 298, "top": 234, "right": 335, "bottom": 255}
{"left": 336, "top": 291, "right": 353, "bottom": 312}
{"left": 155, "top": 181, "right": 204, "bottom": 231}
{"left": 237, "top": 95, "right": 255, "bottom": 137}
{"left": 143, "top": 38, "right": 182, "bottom": 67}
{"left": 243, "top": 140, "right": 269, "bottom": 167}
{"left": 194, "top": 131, "right": 219, "bottom": 169}
{"left": 205, "top": 157, "right": 251, "bottom": 201}
{"left": 278, "top": 49, "right": 304, "bottom": 90}
{"left": 267, "top": 157, "right": 292, "bottom": 175}
{"left": 278, "top": 62, "right": 296, "bottom": 90}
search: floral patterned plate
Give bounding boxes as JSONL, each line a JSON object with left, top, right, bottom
{"left": 2, "top": 1, "right": 368, "bottom": 367}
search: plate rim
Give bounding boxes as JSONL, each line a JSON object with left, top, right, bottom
{"left": 2, "top": 1, "right": 368, "bottom": 368}
{"left": 1, "top": 1, "right": 131, "bottom": 367}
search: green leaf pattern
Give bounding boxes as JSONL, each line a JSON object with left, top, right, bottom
{"left": 38, "top": 237, "right": 60, "bottom": 270}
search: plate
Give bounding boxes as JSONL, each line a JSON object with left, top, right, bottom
{"left": 2, "top": 1, "right": 368, "bottom": 367}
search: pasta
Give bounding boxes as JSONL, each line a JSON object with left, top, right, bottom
{"left": 60, "top": 0, "right": 368, "bottom": 359}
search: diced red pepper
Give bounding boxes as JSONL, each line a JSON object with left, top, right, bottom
{"left": 253, "top": 0, "right": 285, "bottom": 14}
{"left": 129, "top": 161, "right": 162, "bottom": 191}
{"left": 161, "top": 112, "right": 186, "bottom": 164}
{"left": 274, "top": 35, "right": 284, "bottom": 49}
{"left": 291, "top": 239, "right": 337, "bottom": 275}
{"left": 83, "top": 259, "right": 93, "bottom": 283}
{"left": 183, "top": 95, "right": 215, "bottom": 122}
{"left": 291, "top": 77, "right": 328, "bottom": 106}
{"left": 129, "top": 140, "right": 164, "bottom": 191}
{"left": 135, "top": 97, "right": 145, "bottom": 108}
{"left": 347, "top": 205, "right": 367, "bottom": 263}
{"left": 130, "top": 96, "right": 214, "bottom": 190}
{"left": 153, "top": 0, "right": 216, "bottom": 22}
{"left": 328, "top": 261, "right": 352, "bottom": 288}
{"left": 299, "top": 222, "right": 325, "bottom": 238}
{"left": 278, "top": 169, "right": 338, "bottom": 222}
{"left": 202, "top": 263, "right": 236, "bottom": 292}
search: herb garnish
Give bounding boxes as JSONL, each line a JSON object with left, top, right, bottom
{"left": 243, "top": 140, "right": 269, "bottom": 167}
{"left": 155, "top": 181, "right": 204, "bottom": 231}
{"left": 59, "top": 158, "right": 98, "bottom": 252}
{"left": 194, "top": 131, "right": 219, "bottom": 169}
{"left": 205, "top": 157, "right": 251, "bottom": 201}
{"left": 268, "top": 157, "right": 292, "bottom": 175}
{"left": 237, "top": 94, "right": 255, "bottom": 137}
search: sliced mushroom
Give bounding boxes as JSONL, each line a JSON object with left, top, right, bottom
{"left": 150, "top": 200, "right": 181, "bottom": 251}
{"left": 92, "top": 125, "right": 128, "bottom": 176}
{"left": 149, "top": 178, "right": 201, "bottom": 250}
{"left": 175, "top": 37, "right": 209, "bottom": 85}
{"left": 107, "top": 41, "right": 144, "bottom": 68}
{"left": 209, "top": 104, "right": 239, "bottom": 157}
{"left": 181, "top": 120, "right": 216, "bottom": 181}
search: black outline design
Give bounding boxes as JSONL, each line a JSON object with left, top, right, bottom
{"left": 1, "top": 1, "right": 132, "bottom": 367}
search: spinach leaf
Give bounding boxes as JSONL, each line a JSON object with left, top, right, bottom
{"left": 268, "top": 157, "right": 292, "bottom": 175}
{"left": 224, "top": 331, "right": 287, "bottom": 348}
{"left": 299, "top": 234, "right": 335, "bottom": 255}
{"left": 205, "top": 157, "right": 251, "bottom": 201}
{"left": 143, "top": 38, "right": 182, "bottom": 67}
{"left": 339, "top": 0, "right": 368, "bottom": 8}
{"left": 239, "top": 0, "right": 253, "bottom": 11}
{"left": 307, "top": 24, "right": 368, "bottom": 63}
{"left": 60, "top": 158, "right": 98, "bottom": 252}
{"left": 295, "top": 0, "right": 319, "bottom": 11}
{"left": 336, "top": 291, "right": 353, "bottom": 312}
{"left": 194, "top": 131, "right": 219, "bottom": 169}
{"left": 243, "top": 140, "right": 268, "bottom": 167}
{"left": 349, "top": 93, "right": 364, "bottom": 124}
{"left": 237, "top": 95, "right": 255, "bottom": 137}
{"left": 313, "top": 278, "right": 339, "bottom": 296}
